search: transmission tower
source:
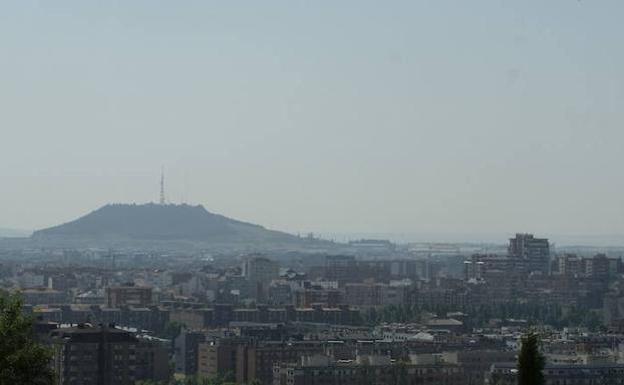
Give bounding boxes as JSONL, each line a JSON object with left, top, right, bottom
{"left": 159, "top": 167, "right": 166, "bottom": 205}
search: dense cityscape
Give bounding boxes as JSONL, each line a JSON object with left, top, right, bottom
{"left": 2, "top": 1, "right": 622, "bottom": 385}
{"left": 3, "top": 221, "right": 624, "bottom": 384}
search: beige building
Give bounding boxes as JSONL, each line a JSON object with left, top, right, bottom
{"left": 106, "top": 285, "right": 152, "bottom": 308}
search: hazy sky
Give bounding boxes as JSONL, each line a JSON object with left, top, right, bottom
{"left": 1, "top": 1, "right": 623, "bottom": 240}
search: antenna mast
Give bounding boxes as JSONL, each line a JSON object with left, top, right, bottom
{"left": 159, "top": 167, "right": 166, "bottom": 205}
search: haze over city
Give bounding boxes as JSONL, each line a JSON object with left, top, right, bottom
{"left": 2, "top": 1, "right": 624, "bottom": 242}
{"left": 5, "top": 3, "right": 624, "bottom": 385}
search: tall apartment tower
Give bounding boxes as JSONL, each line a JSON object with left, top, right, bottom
{"left": 243, "top": 255, "right": 279, "bottom": 302}
{"left": 324, "top": 255, "right": 357, "bottom": 285}
{"left": 50, "top": 324, "right": 138, "bottom": 385}
{"left": 508, "top": 233, "right": 550, "bottom": 275}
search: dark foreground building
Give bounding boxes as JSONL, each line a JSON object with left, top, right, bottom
{"left": 273, "top": 355, "right": 465, "bottom": 385}
{"left": 489, "top": 362, "right": 624, "bottom": 385}
{"left": 50, "top": 324, "right": 169, "bottom": 385}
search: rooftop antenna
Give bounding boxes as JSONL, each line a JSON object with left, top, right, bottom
{"left": 159, "top": 166, "right": 166, "bottom": 205}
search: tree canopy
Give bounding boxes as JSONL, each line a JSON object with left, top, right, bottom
{"left": 0, "top": 292, "right": 54, "bottom": 385}
{"left": 517, "top": 331, "right": 545, "bottom": 385}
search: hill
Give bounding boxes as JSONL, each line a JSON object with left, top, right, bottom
{"left": 31, "top": 203, "right": 327, "bottom": 251}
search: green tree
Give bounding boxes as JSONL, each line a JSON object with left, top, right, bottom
{"left": 162, "top": 320, "right": 184, "bottom": 340}
{"left": 161, "top": 320, "right": 185, "bottom": 354}
{"left": 0, "top": 292, "right": 54, "bottom": 385}
{"left": 517, "top": 332, "right": 545, "bottom": 385}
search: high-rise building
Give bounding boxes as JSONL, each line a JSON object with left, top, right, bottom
{"left": 508, "top": 233, "right": 550, "bottom": 274}
{"left": 50, "top": 324, "right": 138, "bottom": 385}
{"left": 198, "top": 339, "right": 239, "bottom": 380}
{"left": 324, "top": 255, "right": 357, "bottom": 285}
{"left": 135, "top": 335, "right": 172, "bottom": 383}
{"left": 174, "top": 329, "right": 206, "bottom": 375}
{"left": 243, "top": 255, "right": 279, "bottom": 302}
{"left": 584, "top": 254, "right": 610, "bottom": 280}
{"left": 463, "top": 255, "right": 486, "bottom": 281}
{"left": 558, "top": 254, "right": 582, "bottom": 276}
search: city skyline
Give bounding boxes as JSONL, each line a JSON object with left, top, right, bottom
{"left": 3, "top": 3, "right": 624, "bottom": 384}
{"left": 7, "top": 197, "right": 624, "bottom": 247}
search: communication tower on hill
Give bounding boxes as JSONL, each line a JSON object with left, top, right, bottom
{"left": 159, "top": 167, "right": 166, "bottom": 205}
